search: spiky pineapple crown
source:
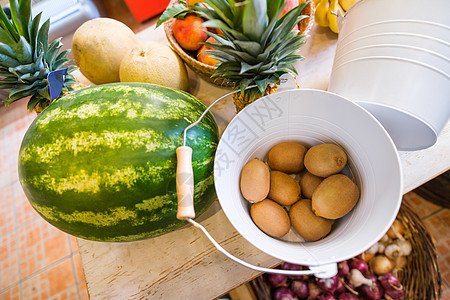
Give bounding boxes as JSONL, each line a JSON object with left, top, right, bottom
{"left": 195, "top": 0, "right": 309, "bottom": 100}
{"left": 0, "top": 0, "right": 76, "bottom": 112}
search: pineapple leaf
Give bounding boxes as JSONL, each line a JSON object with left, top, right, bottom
{"left": 240, "top": 61, "right": 263, "bottom": 75}
{"left": 242, "top": 0, "right": 268, "bottom": 41}
{"left": 45, "top": 37, "right": 62, "bottom": 68}
{"left": 203, "top": 0, "right": 234, "bottom": 28}
{"left": 0, "top": 26, "right": 16, "bottom": 45}
{"left": 202, "top": 19, "right": 248, "bottom": 41}
{"left": 18, "top": 0, "right": 32, "bottom": 40}
{"left": 0, "top": 4, "right": 19, "bottom": 41}
{"left": 255, "top": 77, "right": 271, "bottom": 94}
{"left": 203, "top": 30, "right": 236, "bottom": 48}
{"left": 233, "top": 40, "right": 262, "bottom": 57}
{"left": 26, "top": 93, "right": 42, "bottom": 111}
{"left": 0, "top": 53, "right": 20, "bottom": 67}
{"left": 29, "top": 11, "right": 42, "bottom": 57}
{"left": 156, "top": 4, "right": 189, "bottom": 27}
{"left": 201, "top": 49, "right": 236, "bottom": 62}
{"left": 5, "top": 79, "right": 42, "bottom": 104}
{"left": 36, "top": 18, "right": 50, "bottom": 54}
{"left": 0, "top": 42, "right": 16, "bottom": 58}
{"left": 15, "top": 35, "right": 32, "bottom": 64}
{"left": 261, "top": 0, "right": 286, "bottom": 47}
{"left": 266, "top": 0, "right": 284, "bottom": 21}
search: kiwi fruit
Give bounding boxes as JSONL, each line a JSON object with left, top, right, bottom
{"left": 268, "top": 171, "right": 301, "bottom": 206}
{"left": 240, "top": 158, "right": 270, "bottom": 203}
{"left": 250, "top": 199, "right": 291, "bottom": 237}
{"left": 267, "top": 142, "right": 307, "bottom": 174}
{"left": 312, "top": 174, "right": 360, "bottom": 219}
{"left": 304, "top": 143, "right": 347, "bottom": 177}
{"left": 289, "top": 199, "right": 333, "bottom": 241}
{"left": 300, "top": 172, "right": 324, "bottom": 199}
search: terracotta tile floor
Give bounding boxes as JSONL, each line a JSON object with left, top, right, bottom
{"left": 0, "top": 100, "right": 449, "bottom": 300}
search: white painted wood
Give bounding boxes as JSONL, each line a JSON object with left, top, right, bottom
{"left": 77, "top": 23, "right": 450, "bottom": 300}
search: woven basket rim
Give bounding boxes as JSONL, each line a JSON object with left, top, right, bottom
{"left": 163, "top": 0, "right": 315, "bottom": 86}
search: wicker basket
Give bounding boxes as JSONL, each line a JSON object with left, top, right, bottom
{"left": 163, "top": 0, "right": 315, "bottom": 87}
{"left": 248, "top": 200, "right": 442, "bottom": 299}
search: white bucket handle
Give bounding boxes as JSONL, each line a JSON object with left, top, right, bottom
{"left": 176, "top": 81, "right": 338, "bottom": 278}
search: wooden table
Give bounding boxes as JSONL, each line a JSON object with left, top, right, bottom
{"left": 77, "top": 23, "right": 450, "bottom": 300}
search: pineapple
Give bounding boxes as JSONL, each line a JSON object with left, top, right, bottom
{"left": 0, "top": 0, "right": 76, "bottom": 113}
{"left": 193, "top": 0, "right": 309, "bottom": 111}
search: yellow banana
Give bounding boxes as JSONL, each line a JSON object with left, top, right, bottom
{"left": 313, "top": 0, "right": 322, "bottom": 6}
{"left": 315, "top": 0, "right": 330, "bottom": 27}
{"left": 327, "top": 0, "right": 342, "bottom": 33}
{"left": 338, "top": 0, "right": 358, "bottom": 11}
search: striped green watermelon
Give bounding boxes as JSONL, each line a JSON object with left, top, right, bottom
{"left": 18, "top": 82, "right": 218, "bottom": 242}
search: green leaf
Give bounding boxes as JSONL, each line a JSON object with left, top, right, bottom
{"left": 0, "top": 53, "right": 20, "bottom": 67}
{"left": 0, "top": 41, "right": 16, "bottom": 58}
{"left": 266, "top": 0, "right": 284, "bottom": 21}
{"left": 37, "top": 18, "right": 50, "bottom": 54}
{"left": 240, "top": 61, "right": 263, "bottom": 74}
{"left": 15, "top": 35, "right": 32, "bottom": 63}
{"left": 202, "top": 19, "right": 248, "bottom": 41}
{"left": 0, "top": 26, "right": 16, "bottom": 45}
{"left": 0, "top": 3, "right": 19, "bottom": 41}
{"left": 233, "top": 40, "right": 262, "bottom": 57}
{"left": 28, "top": 12, "right": 42, "bottom": 57}
{"left": 18, "top": 0, "right": 32, "bottom": 40}
{"left": 5, "top": 79, "right": 41, "bottom": 104}
{"left": 242, "top": 0, "right": 268, "bottom": 41}
{"left": 156, "top": 4, "right": 189, "bottom": 27}
{"left": 26, "top": 93, "right": 42, "bottom": 111}
{"left": 202, "top": 0, "right": 234, "bottom": 28}
{"left": 8, "top": 0, "right": 23, "bottom": 35}
{"left": 45, "top": 37, "right": 62, "bottom": 68}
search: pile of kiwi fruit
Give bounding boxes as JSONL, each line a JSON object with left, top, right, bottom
{"left": 240, "top": 142, "right": 360, "bottom": 242}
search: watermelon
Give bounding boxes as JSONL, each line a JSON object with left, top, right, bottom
{"left": 18, "top": 82, "right": 218, "bottom": 242}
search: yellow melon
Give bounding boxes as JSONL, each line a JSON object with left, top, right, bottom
{"left": 71, "top": 18, "right": 138, "bottom": 84}
{"left": 119, "top": 41, "right": 189, "bottom": 91}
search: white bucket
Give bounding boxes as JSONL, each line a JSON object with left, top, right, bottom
{"left": 214, "top": 89, "right": 402, "bottom": 267}
{"left": 328, "top": 0, "right": 450, "bottom": 150}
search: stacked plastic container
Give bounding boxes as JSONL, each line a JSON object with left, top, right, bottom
{"left": 328, "top": 0, "right": 450, "bottom": 150}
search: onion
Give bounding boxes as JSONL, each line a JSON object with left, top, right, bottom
{"left": 316, "top": 275, "right": 339, "bottom": 294}
{"left": 348, "top": 269, "right": 373, "bottom": 288}
{"left": 267, "top": 273, "right": 289, "bottom": 288}
{"left": 337, "top": 261, "right": 349, "bottom": 277}
{"left": 282, "top": 262, "right": 306, "bottom": 280}
{"left": 392, "top": 255, "right": 407, "bottom": 270}
{"left": 387, "top": 219, "right": 405, "bottom": 239}
{"left": 291, "top": 280, "right": 309, "bottom": 299}
{"left": 308, "top": 281, "right": 322, "bottom": 300}
{"left": 337, "top": 293, "right": 359, "bottom": 300}
{"left": 348, "top": 258, "right": 368, "bottom": 274}
{"left": 384, "top": 287, "right": 405, "bottom": 300}
{"left": 358, "top": 275, "right": 384, "bottom": 300}
{"left": 369, "top": 255, "right": 394, "bottom": 275}
{"left": 335, "top": 278, "right": 345, "bottom": 294}
{"left": 318, "top": 293, "right": 336, "bottom": 300}
{"left": 273, "top": 287, "right": 297, "bottom": 300}
{"left": 379, "top": 273, "right": 402, "bottom": 290}
{"left": 341, "top": 278, "right": 359, "bottom": 295}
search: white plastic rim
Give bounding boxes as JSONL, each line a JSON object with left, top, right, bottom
{"left": 335, "top": 32, "right": 450, "bottom": 62}
{"left": 214, "top": 89, "right": 403, "bottom": 266}
{"left": 328, "top": 56, "right": 450, "bottom": 150}
{"left": 337, "top": 19, "right": 450, "bottom": 48}
{"left": 333, "top": 44, "right": 450, "bottom": 73}
{"left": 341, "top": 0, "right": 450, "bottom": 29}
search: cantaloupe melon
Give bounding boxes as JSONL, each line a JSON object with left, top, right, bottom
{"left": 71, "top": 18, "right": 138, "bottom": 84}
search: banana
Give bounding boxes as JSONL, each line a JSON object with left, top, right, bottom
{"left": 327, "top": 0, "right": 343, "bottom": 33}
{"left": 315, "top": 0, "right": 330, "bottom": 27}
{"left": 338, "top": 0, "right": 358, "bottom": 11}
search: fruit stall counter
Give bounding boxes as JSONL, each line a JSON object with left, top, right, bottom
{"left": 75, "top": 24, "right": 450, "bottom": 299}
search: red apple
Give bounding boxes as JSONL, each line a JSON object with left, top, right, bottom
{"left": 173, "top": 14, "right": 208, "bottom": 51}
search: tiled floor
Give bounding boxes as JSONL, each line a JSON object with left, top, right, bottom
{"left": 0, "top": 98, "right": 449, "bottom": 299}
